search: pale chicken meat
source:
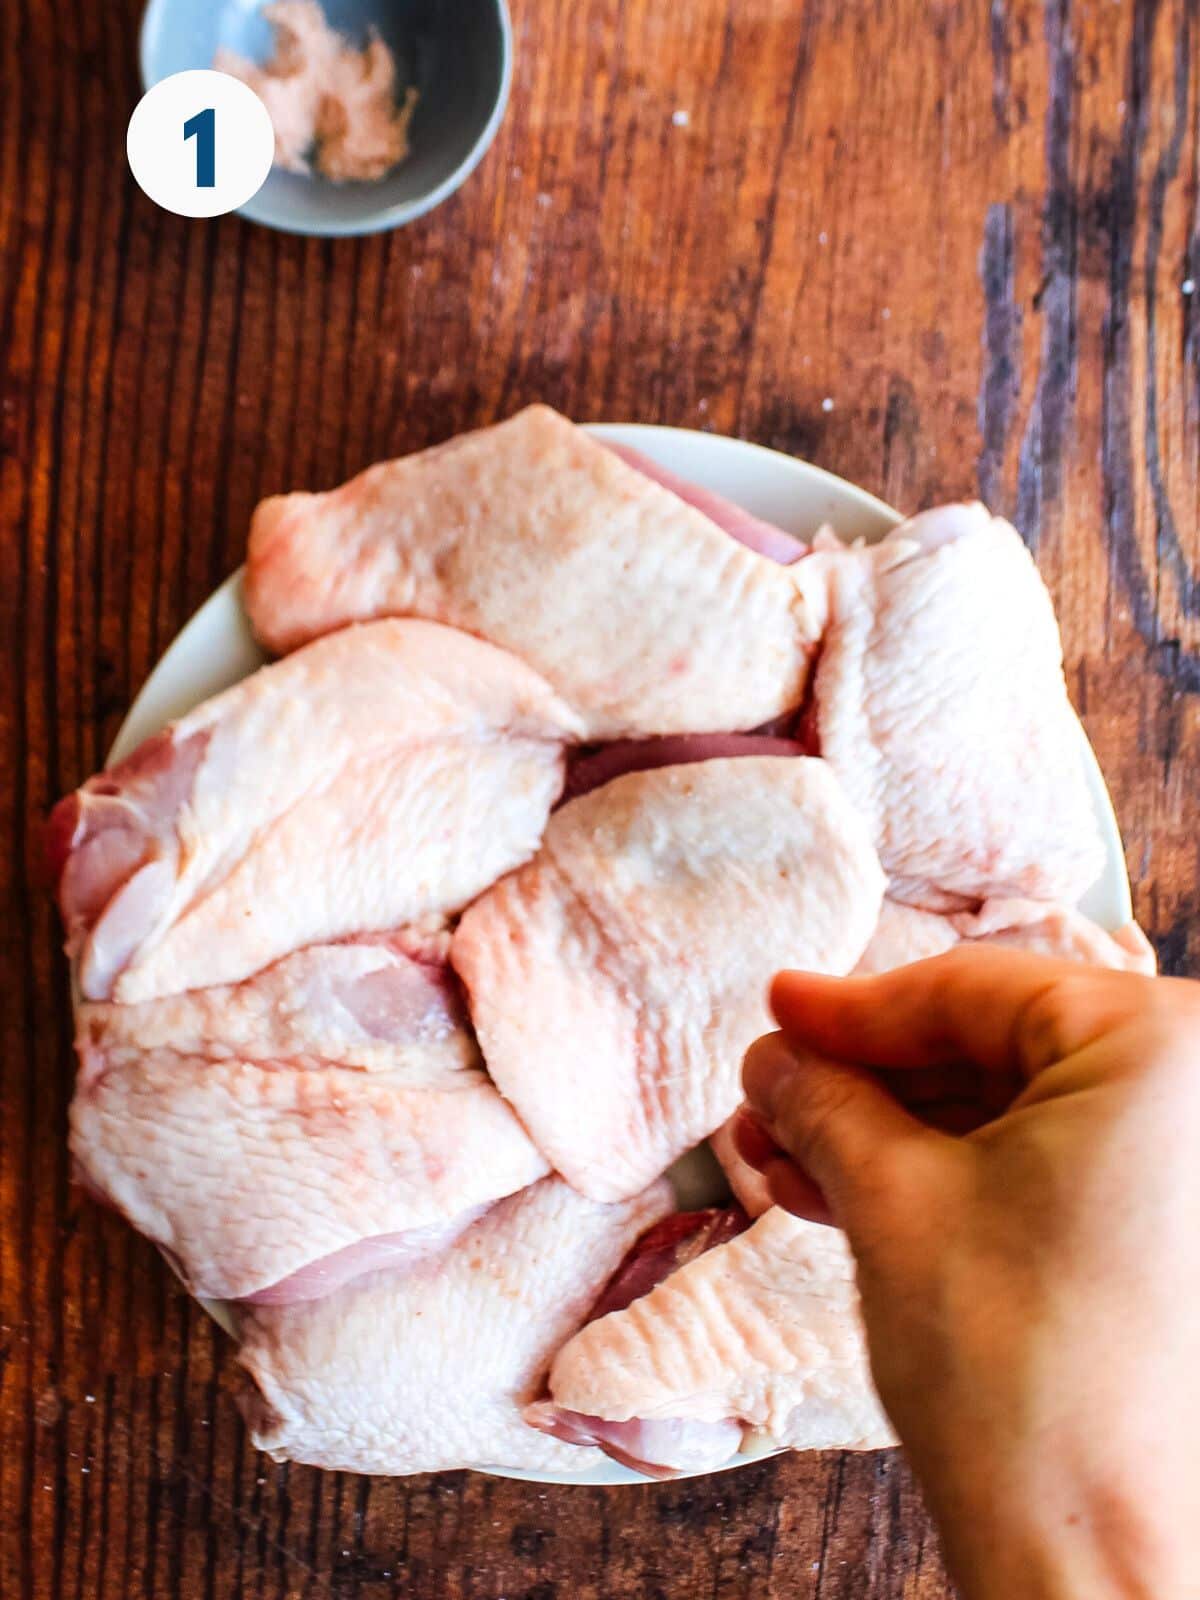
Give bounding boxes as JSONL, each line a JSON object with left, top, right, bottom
{"left": 530, "top": 1207, "right": 752, "bottom": 1475}
{"left": 49, "top": 619, "right": 579, "bottom": 1002}
{"left": 74, "top": 928, "right": 471, "bottom": 1075}
{"left": 71, "top": 935, "right": 548, "bottom": 1302}
{"left": 244, "top": 405, "right": 818, "bottom": 739}
{"left": 72, "top": 1057, "right": 541, "bottom": 1304}
{"left": 854, "top": 896, "right": 1157, "bottom": 975}
{"left": 532, "top": 1206, "right": 893, "bottom": 1475}
{"left": 453, "top": 757, "right": 885, "bottom": 1201}
{"left": 237, "top": 1175, "right": 673, "bottom": 1475}
{"left": 806, "top": 504, "right": 1105, "bottom": 908}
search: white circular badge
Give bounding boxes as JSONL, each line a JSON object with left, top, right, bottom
{"left": 127, "top": 69, "right": 275, "bottom": 219}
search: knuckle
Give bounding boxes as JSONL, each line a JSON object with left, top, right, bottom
{"left": 1020, "top": 969, "right": 1200, "bottom": 1078}
{"left": 933, "top": 944, "right": 976, "bottom": 982}
{"left": 1017, "top": 974, "right": 1091, "bottom": 1070}
{"left": 923, "top": 946, "right": 984, "bottom": 1023}
{"left": 1016, "top": 969, "right": 1142, "bottom": 1073}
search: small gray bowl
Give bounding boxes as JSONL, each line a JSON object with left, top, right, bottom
{"left": 140, "top": 0, "right": 512, "bottom": 236}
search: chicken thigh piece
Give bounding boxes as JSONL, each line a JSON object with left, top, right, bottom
{"left": 71, "top": 936, "right": 549, "bottom": 1303}
{"left": 854, "top": 896, "right": 1157, "bottom": 975}
{"left": 73, "top": 929, "right": 471, "bottom": 1076}
{"left": 245, "top": 406, "right": 818, "bottom": 739}
{"left": 807, "top": 504, "right": 1105, "bottom": 908}
{"left": 49, "top": 619, "right": 579, "bottom": 1002}
{"left": 237, "top": 1176, "right": 673, "bottom": 1475}
{"left": 452, "top": 757, "right": 885, "bottom": 1202}
{"left": 530, "top": 1206, "right": 893, "bottom": 1476}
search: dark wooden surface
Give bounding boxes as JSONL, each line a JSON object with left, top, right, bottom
{"left": 2, "top": 0, "right": 1198, "bottom": 1593}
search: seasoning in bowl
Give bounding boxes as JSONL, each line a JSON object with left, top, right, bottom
{"left": 215, "top": 0, "right": 418, "bottom": 183}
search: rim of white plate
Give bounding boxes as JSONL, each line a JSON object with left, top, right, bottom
{"left": 104, "top": 424, "right": 1132, "bottom": 1487}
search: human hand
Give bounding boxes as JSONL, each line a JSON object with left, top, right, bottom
{"left": 736, "top": 949, "right": 1200, "bottom": 1600}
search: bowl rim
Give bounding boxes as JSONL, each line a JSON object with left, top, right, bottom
{"left": 137, "top": 0, "right": 514, "bottom": 237}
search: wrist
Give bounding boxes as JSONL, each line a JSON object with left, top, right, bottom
{"left": 932, "top": 1470, "right": 1192, "bottom": 1600}
{"left": 915, "top": 1440, "right": 1196, "bottom": 1600}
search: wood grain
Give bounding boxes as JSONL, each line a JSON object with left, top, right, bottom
{"left": 2, "top": 0, "right": 1197, "bottom": 1593}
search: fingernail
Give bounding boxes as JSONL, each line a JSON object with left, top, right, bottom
{"left": 731, "top": 1108, "right": 781, "bottom": 1171}
{"left": 769, "top": 968, "right": 836, "bottom": 1026}
{"left": 742, "top": 1032, "right": 797, "bottom": 1119}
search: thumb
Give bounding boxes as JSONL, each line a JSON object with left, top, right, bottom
{"left": 742, "top": 1031, "right": 954, "bottom": 1239}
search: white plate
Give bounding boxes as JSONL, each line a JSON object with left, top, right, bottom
{"left": 106, "top": 425, "right": 1132, "bottom": 1487}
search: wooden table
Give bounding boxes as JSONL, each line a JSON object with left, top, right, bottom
{"left": 3, "top": 0, "right": 1197, "bottom": 1593}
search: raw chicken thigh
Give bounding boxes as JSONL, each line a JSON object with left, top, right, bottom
{"left": 532, "top": 1206, "right": 893, "bottom": 1476}
{"left": 529, "top": 1207, "right": 752, "bottom": 1475}
{"left": 855, "top": 896, "right": 1156, "bottom": 975}
{"left": 49, "top": 619, "right": 578, "bottom": 1002}
{"left": 72, "top": 935, "right": 548, "bottom": 1302}
{"left": 74, "top": 928, "right": 470, "bottom": 1075}
{"left": 453, "top": 756, "right": 885, "bottom": 1201}
{"left": 807, "top": 504, "right": 1105, "bottom": 909}
{"left": 245, "top": 406, "right": 818, "bottom": 739}
{"left": 237, "top": 1176, "right": 673, "bottom": 1475}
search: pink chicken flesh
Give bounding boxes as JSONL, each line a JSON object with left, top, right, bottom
{"left": 530, "top": 1206, "right": 893, "bottom": 1475}
{"left": 244, "top": 405, "right": 818, "bottom": 739}
{"left": 806, "top": 504, "right": 1105, "bottom": 909}
{"left": 237, "top": 1175, "right": 673, "bottom": 1475}
{"left": 854, "top": 896, "right": 1156, "bottom": 975}
{"left": 452, "top": 756, "right": 885, "bottom": 1202}
{"left": 529, "top": 1207, "right": 751, "bottom": 1476}
{"left": 49, "top": 619, "right": 579, "bottom": 1002}
{"left": 562, "top": 732, "right": 806, "bottom": 803}
{"left": 71, "top": 935, "right": 548, "bottom": 1302}
{"left": 587, "top": 1208, "right": 752, "bottom": 1319}
{"left": 73, "top": 927, "right": 470, "bottom": 1075}
{"left": 601, "top": 441, "right": 808, "bottom": 564}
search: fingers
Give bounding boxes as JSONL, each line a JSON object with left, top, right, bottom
{"left": 730, "top": 1109, "right": 834, "bottom": 1224}
{"left": 730, "top": 1108, "right": 781, "bottom": 1169}
{"left": 742, "top": 1032, "right": 951, "bottom": 1235}
{"left": 770, "top": 947, "right": 1153, "bottom": 1081}
{"left": 875, "top": 1063, "right": 1016, "bottom": 1126}
{"left": 763, "top": 1159, "right": 836, "bottom": 1224}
